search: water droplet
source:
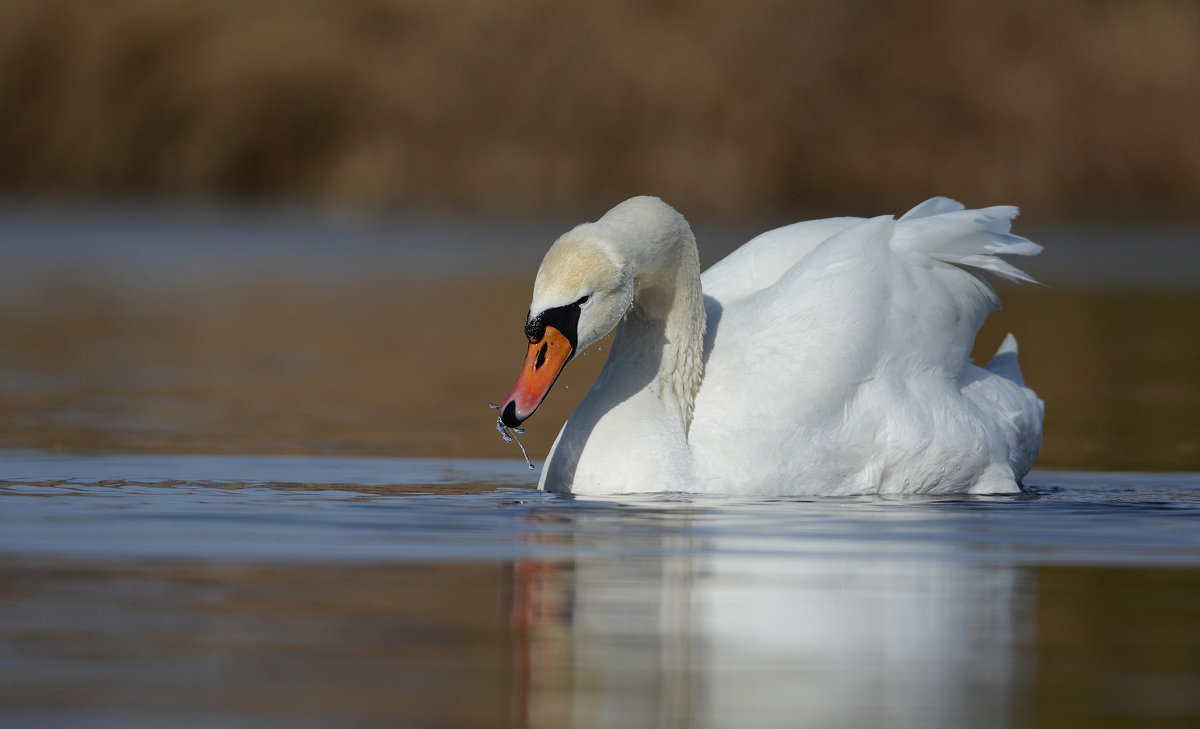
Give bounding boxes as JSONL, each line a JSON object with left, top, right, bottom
{"left": 489, "top": 403, "right": 534, "bottom": 469}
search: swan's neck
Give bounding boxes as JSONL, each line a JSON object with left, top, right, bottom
{"left": 609, "top": 225, "right": 706, "bottom": 434}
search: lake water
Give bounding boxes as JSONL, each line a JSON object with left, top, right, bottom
{"left": 1, "top": 205, "right": 1199, "bottom": 728}
{"left": 3, "top": 453, "right": 1200, "bottom": 729}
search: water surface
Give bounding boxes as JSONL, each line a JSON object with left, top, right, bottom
{"left": 3, "top": 452, "right": 1200, "bottom": 729}
{"left": 2, "top": 206, "right": 1199, "bottom": 727}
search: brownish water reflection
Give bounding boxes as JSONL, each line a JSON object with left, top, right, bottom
{"left": 0, "top": 559, "right": 515, "bottom": 727}
{"left": 3, "top": 554, "right": 1197, "bottom": 729}
{"left": 1, "top": 276, "right": 1197, "bottom": 470}
{"left": 1034, "top": 567, "right": 1200, "bottom": 728}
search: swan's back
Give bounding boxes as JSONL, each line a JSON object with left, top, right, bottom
{"left": 690, "top": 198, "right": 1043, "bottom": 495}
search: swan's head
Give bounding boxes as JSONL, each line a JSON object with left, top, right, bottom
{"left": 499, "top": 224, "right": 633, "bottom": 428}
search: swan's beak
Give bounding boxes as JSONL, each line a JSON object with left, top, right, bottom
{"left": 500, "top": 324, "right": 573, "bottom": 428}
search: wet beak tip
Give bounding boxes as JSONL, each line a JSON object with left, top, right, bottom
{"left": 500, "top": 401, "right": 523, "bottom": 428}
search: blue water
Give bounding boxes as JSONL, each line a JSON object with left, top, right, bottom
{"left": 3, "top": 452, "right": 1199, "bottom": 566}
{"left": 3, "top": 452, "right": 1200, "bottom": 728}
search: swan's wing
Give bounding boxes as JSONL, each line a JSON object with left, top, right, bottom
{"left": 700, "top": 217, "right": 863, "bottom": 303}
{"left": 705, "top": 201, "right": 1040, "bottom": 389}
{"left": 691, "top": 199, "right": 1042, "bottom": 492}
{"left": 696, "top": 214, "right": 904, "bottom": 430}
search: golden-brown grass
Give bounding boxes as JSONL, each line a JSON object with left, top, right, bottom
{"left": 1, "top": 0, "right": 1199, "bottom": 216}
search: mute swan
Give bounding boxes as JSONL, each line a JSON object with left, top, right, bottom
{"left": 498, "top": 197, "right": 1043, "bottom": 495}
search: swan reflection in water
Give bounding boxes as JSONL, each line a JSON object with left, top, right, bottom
{"left": 505, "top": 503, "right": 1035, "bottom": 729}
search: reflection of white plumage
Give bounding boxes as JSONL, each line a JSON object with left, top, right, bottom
{"left": 500, "top": 196, "right": 1044, "bottom": 495}
{"left": 515, "top": 515, "right": 1033, "bottom": 729}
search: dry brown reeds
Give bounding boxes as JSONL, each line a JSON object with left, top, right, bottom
{"left": 2, "top": 0, "right": 1199, "bottom": 216}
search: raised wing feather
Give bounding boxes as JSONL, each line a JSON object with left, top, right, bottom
{"left": 691, "top": 198, "right": 1042, "bottom": 493}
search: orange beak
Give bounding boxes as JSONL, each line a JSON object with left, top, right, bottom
{"left": 499, "top": 325, "right": 573, "bottom": 428}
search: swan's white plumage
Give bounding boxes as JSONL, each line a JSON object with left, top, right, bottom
{"left": 514, "top": 197, "right": 1043, "bottom": 496}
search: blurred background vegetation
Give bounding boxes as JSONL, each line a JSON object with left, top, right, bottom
{"left": 3, "top": 0, "right": 1199, "bottom": 217}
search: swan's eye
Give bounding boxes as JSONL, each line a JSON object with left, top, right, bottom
{"left": 575, "top": 295, "right": 590, "bottom": 306}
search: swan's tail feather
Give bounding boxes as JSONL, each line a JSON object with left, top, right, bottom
{"left": 976, "top": 332, "right": 1044, "bottom": 480}
{"left": 897, "top": 196, "right": 965, "bottom": 220}
{"left": 985, "top": 333, "right": 1026, "bottom": 386}
{"left": 893, "top": 199, "right": 1043, "bottom": 284}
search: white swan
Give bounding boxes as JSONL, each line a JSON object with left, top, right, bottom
{"left": 498, "top": 196, "right": 1043, "bottom": 495}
